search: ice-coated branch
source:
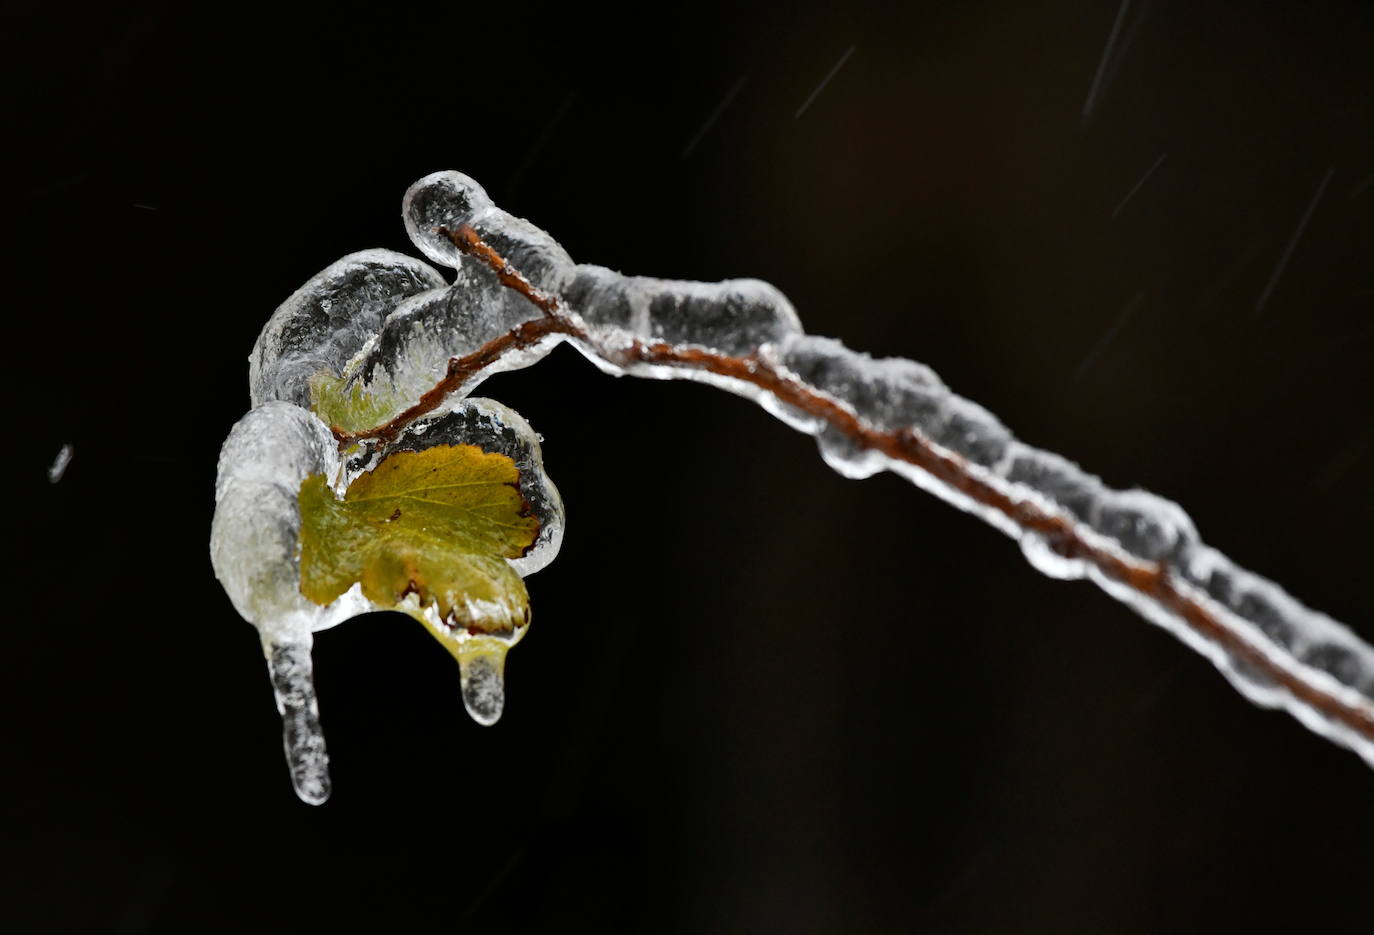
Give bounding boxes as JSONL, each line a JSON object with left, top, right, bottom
{"left": 330, "top": 171, "right": 1374, "bottom": 768}
{"left": 222, "top": 169, "right": 1374, "bottom": 803}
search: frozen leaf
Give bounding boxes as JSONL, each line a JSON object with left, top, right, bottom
{"left": 298, "top": 443, "right": 539, "bottom": 636}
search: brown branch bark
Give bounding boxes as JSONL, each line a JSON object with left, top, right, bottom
{"left": 337, "top": 224, "right": 1374, "bottom": 750}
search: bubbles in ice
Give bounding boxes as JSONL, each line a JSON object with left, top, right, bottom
{"left": 932, "top": 397, "right": 1011, "bottom": 468}
{"left": 780, "top": 335, "right": 948, "bottom": 432}
{"left": 999, "top": 445, "right": 1106, "bottom": 525}
{"left": 1091, "top": 489, "right": 1198, "bottom": 562}
{"left": 561, "top": 265, "right": 646, "bottom": 331}
{"left": 403, "top": 170, "right": 491, "bottom": 269}
{"left": 250, "top": 250, "right": 446, "bottom": 410}
{"left": 643, "top": 277, "right": 802, "bottom": 356}
{"left": 266, "top": 640, "right": 330, "bottom": 805}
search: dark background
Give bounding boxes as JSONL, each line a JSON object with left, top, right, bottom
{"left": 6, "top": 1, "right": 1374, "bottom": 931}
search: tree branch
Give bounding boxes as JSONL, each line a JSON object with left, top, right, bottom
{"left": 337, "top": 222, "right": 1374, "bottom": 755}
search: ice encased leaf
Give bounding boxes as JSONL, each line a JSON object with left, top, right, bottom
{"left": 250, "top": 250, "right": 446, "bottom": 410}
{"left": 336, "top": 396, "right": 565, "bottom": 728}
{"left": 351, "top": 397, "right": 565, "bottom": 577}
{"left": 212, "top": 394, "right": 564, "bottom": 801}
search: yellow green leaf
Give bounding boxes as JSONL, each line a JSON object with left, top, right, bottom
{"left": 308, "top": 370, "right": 411, "bottom": 434}
{"left": 297, "top": 444, "right": 540, "bottom": 636}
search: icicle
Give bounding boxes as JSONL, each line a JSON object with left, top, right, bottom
{"left": 263, "top": 638, "right": 330, "bottom": 805}
{"left": 456, "top": 640, "right": 508, "bottom": 726}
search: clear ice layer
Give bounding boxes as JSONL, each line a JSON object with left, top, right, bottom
{"left": 250, "top": 250, "right": 447, "bottom": 410}
{"left": 215, "top": 169, "right": 1374, "bottom": 803}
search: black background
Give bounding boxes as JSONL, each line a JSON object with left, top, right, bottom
{"left": 6, "top": 1, "right": 1374, "bottom": 931}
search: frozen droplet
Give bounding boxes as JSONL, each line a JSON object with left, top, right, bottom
{"left": 458, "top": 647, "right": 507, "bottom": 726}
{"left": 816, "top": 425, "right": 885, "bottom": 478}
{"left": 1019, "top": 532, "right": 1087, "bottom": 580}
{"left": 265, "top": 639, "right": 330, "bottom": 805}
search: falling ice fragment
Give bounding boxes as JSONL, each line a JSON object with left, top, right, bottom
{"left": 47, "top": 443, "right": 73, "bottom": 483}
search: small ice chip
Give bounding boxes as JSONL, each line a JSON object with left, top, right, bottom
{"left": 47, "top": 443, "right": 73, "bottom": 484}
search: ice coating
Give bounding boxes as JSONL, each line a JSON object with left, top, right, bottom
{"left": 250, "top": 249, "right": 447, "bottom": 410}
{"left": 328, "top": 259, "right": 561, "bottom": 429}
{"left": 219, "top": 169, "right": 1374, "bottom": 803}
{"left": 404, "top": 169, "right": 575, "bottom": 293}
{"left": 210, "top": 401, "right": 357, "bottom": 639}
{"left": 392, "top": 171, "right": 1374, "bottom": 770}
{"left": 404, "top": 171, "right": 804, "bottom": 355}
{"left": 344, "top": 396, "right": 565, "bottom": 726}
